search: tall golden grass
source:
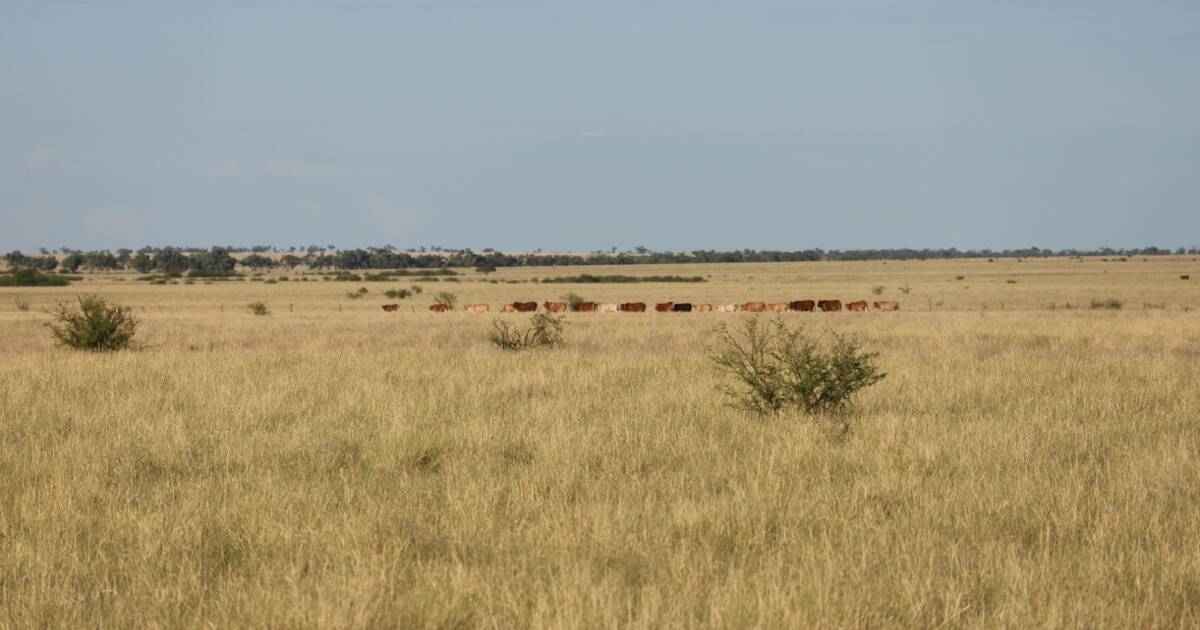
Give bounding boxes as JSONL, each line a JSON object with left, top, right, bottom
{"left": 2, "top": 257, "right": 1198, "bottom": 628}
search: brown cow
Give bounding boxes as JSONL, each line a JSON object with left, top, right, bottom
{"left": 573, "top": 302, "right": 597, "bottom": 312}
{"left": 655, "top": 302, "right": 674, "bottom": 312}
{"left": 1183, "top": 275, "right": 1191, "bottom": 280}
{"left": 465, "top": 303, "right": 489, "bottom": 313}
{"left": 789, "top": 300, "right": 815, "bottom": 312}
{"left": 768, "top": 303, "right": 788, "bottom": 313}
{"left": 429, "top": 303, "right": 448, "bottom": 312}
{"left": 619, "top": 302, "right": 646, "bottom": 312}
{"left": 381, "top": 304, "right": 400, "bottom": 312}
{"left": 544, "top": 301, "right": 568, "bottom": 313}
{"left": 512, "top": 301, "right": 537, "bottom": 312}
{"left": 846, "top": 300, "right": 868, "bottom": 312}
{"left": 673, "top": 303, "right": 693, "bottom": 312}
{"left": 694, "top": 304, "right": 713, "bottom": 312}
{"left": 873, "top": 301, "right": 900, "bottom": 311}
{"left": 817, "top": 300, "right": 842, "bottom": 312}
{"left": 741, "top": 302, "right": 766, "bottom": 312}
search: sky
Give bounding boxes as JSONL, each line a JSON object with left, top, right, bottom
{"left": 3, "top": 0, "right": 1198, "bottom": 252}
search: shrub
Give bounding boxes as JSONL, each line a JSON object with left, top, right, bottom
{"left": 871, "top": 285, "right": 885, "bottom": 295}
{"left": 247, "top": 302, "right": 270, "bottom": 316}
{"left": 898, "top": 284, "right": 913, "bottom": 295}
{"left": 1090, "top": 298, "right": 1122, "bottom": 310}
{"left": 384, "top": 288, "right": 412, "bottom": 299}
{"left": 345, "top": 291, "right": 364, "bottom": 300}
{"left": 562, "top": 293, "right": 589, "bottom": 310}
{"left": 14, "top": 297, "right": 31, "bottom": 312}
{"left": 0, "top": 269, "right": 72, "bottom": 287}
{"left": 710, "top": 318, "right": 885, "bottom": 417}
{"left": 47, "top": 295, "right": 138, "bottom": 351}
{"left": 411, "top": 285, "right": 423, "bottom": 294}
{"left": 489, "top": 313, "right": 566, "bottom": 351}
{"left": 434, "top": 292, "right": 457, "bottom": 310}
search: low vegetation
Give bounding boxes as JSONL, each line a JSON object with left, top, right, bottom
{"left": 488, "top": 313, "right": 566, "bottom": 350}
{"left": 0, "top": 269, "right": 73, "bottom": 287}
{"left": 540, "top": 274, "right": 705, "bottom": 283}
{"left": 1091, "top": 298, "right": 1123, "bottom": 310}
{"left": 13, "top": 297, "right": 31, "bottom": 312}
{"left": 383, "top": 288, "right": 412, "bottom": 299}
{"left": 247, "top": 302, "right": 270, "bottom": 316}
{"left": 434, "top": 292, "right": 457, "bottom": 310}
{"left": 710, "top": 317, "right": 885, "bottom": 418}
{"left": 46, "top": 295, "right": 138, "bottom": 351}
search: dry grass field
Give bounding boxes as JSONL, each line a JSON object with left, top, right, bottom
{"left": 2, "top": 256, "right": 1199, "bottom": 628}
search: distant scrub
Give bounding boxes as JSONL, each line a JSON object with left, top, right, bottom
{"left": 1090, "top": 298, "right": 1123, "bottom": 310}
{"left": 541, "top": 274, "right": 705, "bottom": 284}
{"left": 0, "top": 269, "right": 73, "bottom": 287}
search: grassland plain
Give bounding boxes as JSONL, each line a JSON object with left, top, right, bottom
{"left": 1, "top": 257, "right": 1199, "bottom": 628}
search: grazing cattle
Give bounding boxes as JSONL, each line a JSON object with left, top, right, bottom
{"left": 573, "top": 302, "right": 597, "bottom": 312}
{"left": 598, "top": 303, "right": 619, "bottom": 313}
{"left": 501, "top": 303, "right": 516, "bottom": 313}
{"left": 429, "top": 303, "right": 448, "bottom": 312}
{"left": 741, "top": 302, "right": 766, "bottom": 312}
{"left": 544, "top": 301, "right": 568, "bottom": 313}
{"left": 694, "top": 304, "right": 713, "bottom": 312}
{"left": 817, "top": 300, "right": 842, "bottom": 312}
{"left": 655, "top": 302, "right": 674, "bottom": 312}
{"left": 619, "top": 302, "right": 647, "bottom": 312}
{"left": 465, "top": 304, "right": 489, "bottom": 313}
{"left": 673, "top": 303, "right": 693, "bottom": 312}
{"left": 512, "top": 301, "right": 538, "bottom": 312}
{"left": 768, "top": 303, "right": 789, "bottom": 313}
{"left": 381, "top": 304, "right": 400, "bottom": 312}
{"left": 1183, "top": 275, "right": 1191, "bottom": 280}
{"left": 789, "top": 300, "right": 815, "bottom": 312}
{"left": 846, "top": 300, "right": 868, "bottom": 312}
{"left": 715, "top": 304, "right": 738, "bottom": 312}
{"left": 874, "top": 301, "right": 900, "bottom": 311}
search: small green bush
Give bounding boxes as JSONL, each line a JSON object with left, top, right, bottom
{"left": 384, "top": 288, "right": 412, "bottom": 299}
{"left": 871, "top": 286, "right": 885, "bottom": 296}
{"left": 489, "top": 313, "right": 566, "bottom": 351}
{"left": 562, "top": 293, "right": 589, "bottom": 310}
{"left": 710, "top": 318, "right": 885, "bottom": 417}
{"left": 247, "top": 302, "right": 270, "bottom": 316}
{"left": 48, "top": 295, "right": 138, "bottom": 351}
{"left": 1090, "top": 298, "right": 1122, "bottom": 310}
{"left": 434, "top": 292, "right": 457, "bottom": 310}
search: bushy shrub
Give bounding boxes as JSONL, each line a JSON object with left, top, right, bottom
{"left": 1090, "top": 298, "right": 1122, "bottom": 310}
{"left": 0, "top": 269, "right": 72, "bottom": 287}
{"left": 247, "top": 302, "right": 270, "bottom": 316}
{"left": 871, "top": 285, "right": 885, "bottom": 295}
{"left": 562, "top": 293, "right": 589, "bottom": 309}
{"left": 710, "top": 317, "right": 885, "bottom": 417}
{"left": 434, "top": 292, "right": 457, "bottom": 310}
{"left": 489, "top": 313, "right": 566, "bottom": 351}
{"left": 384, "top": 288, "right": 412, "bottom": 299}
{"left": 48, "top": 295, "right": 138, "bottom": 351}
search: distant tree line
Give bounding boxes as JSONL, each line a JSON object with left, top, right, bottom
{"left": 4, "top": 245, "right": 1198, "bottom": 274}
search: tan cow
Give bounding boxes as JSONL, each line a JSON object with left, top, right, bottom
{"left": 465, "top": 303, "right": 489, "bottom": 313}
{"left": 846, "top": 300, "right": 868, "bottom": 312}
{"left": 874, "top": 301, "right": 900, "bottom": 311}
{"left": 597, "top": 303, "right": 619, "bottom": 313}
{"left": 544, "top": 301, "right": 568, "bottom": 313}
{"left": 694, "top": 304, "right": 713, "bottom": 312}
{"left": 715, "top": 303, "right": 738, "bottom": 312}
{"left": 741, "top": 302, "right": 766, "bottom": 312}
{"left": 768, "top": 303, "right": 789, "bottom": 313}
{"left": 501, "top": 303, "right": 516, "bottom": 312}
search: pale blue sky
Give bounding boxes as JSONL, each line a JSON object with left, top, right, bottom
{"left": 3, "top": 1, "right": 1198, "bottom": 252}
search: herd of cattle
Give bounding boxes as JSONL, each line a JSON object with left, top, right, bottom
{"left": 383, "top": 300, "right": 901, "bottom": 313}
